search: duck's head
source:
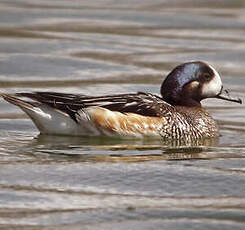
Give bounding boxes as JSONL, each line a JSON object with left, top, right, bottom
{"left": 160, "top": 61, "right": 242, "bottom": 106}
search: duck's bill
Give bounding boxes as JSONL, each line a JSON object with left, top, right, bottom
{"left": 215, "top": 88, "right": 242, "bottom": 104}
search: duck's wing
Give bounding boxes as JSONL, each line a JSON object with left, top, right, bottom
{"left": 15, "top": 91, "right": 174, "bottom": 122}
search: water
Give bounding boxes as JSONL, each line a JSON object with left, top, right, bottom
{"left": 0, "top": 0, "right": 245, "bottom": 229}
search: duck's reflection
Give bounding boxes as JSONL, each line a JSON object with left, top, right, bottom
{"left": 24, "top": 134, "right": 219, "bottom": 162}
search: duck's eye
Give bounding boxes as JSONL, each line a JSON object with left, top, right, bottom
{"left": 203, "top": 73, "right": 211, "bottom": 81}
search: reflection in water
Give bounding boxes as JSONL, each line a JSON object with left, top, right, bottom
{"left": 34, "top": 133, "right": 219, "bottom": 148}
{"left": 22, "top": 134, "right": 218, "bottom": 162}
{"left": 0, "top": 0, "right": 245, "bottom": 229}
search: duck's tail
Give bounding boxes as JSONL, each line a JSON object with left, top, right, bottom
{"left": 1, "top": 93, "right": 37, "bottom": 111}
{"left": 0, "top": 93, "right": 84, "bottom": 135}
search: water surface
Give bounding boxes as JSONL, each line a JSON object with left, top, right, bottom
{"left": 0, "top": 1, "right": 245, "bottom": 229}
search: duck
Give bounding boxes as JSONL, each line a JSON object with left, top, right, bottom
{"left": 1, "top": 61, "right": 242, "bottom": 140}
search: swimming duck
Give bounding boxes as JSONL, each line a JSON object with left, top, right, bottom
{"left": 1, "top": 61, "right": 241, "bottom": 140}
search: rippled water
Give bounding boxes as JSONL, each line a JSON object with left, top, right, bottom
{"left": 0, "top": 0, "right": 245, "bottom": 229}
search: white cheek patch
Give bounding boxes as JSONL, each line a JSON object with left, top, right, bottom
{"left": 202, "top": 65, "right": 222, "bottom": 98}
